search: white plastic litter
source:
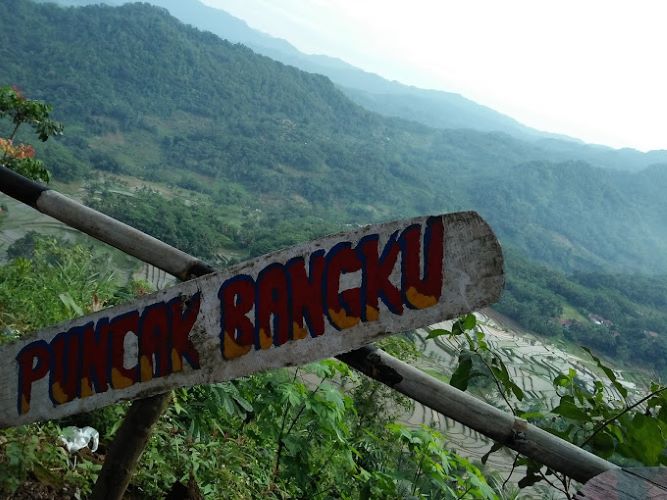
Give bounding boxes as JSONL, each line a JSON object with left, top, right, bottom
{"left": 59, "top": 426, "right": 99, "bottom": 454}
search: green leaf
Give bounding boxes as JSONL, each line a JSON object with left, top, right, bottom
{"left": 582, "top": 346, "right": 627, "bottom": 399}
{"left": 426, "top": 328, "right": 451, "bottom": 339}
{"left": 620, "top": 413, "right": 666, "bottom": 465}
{"left": 450, "top": 356, "right": 473, "bottom": 391}
{"left": 461, "top": 313, "right": 477, "bottom": 330}
{"left": 510, "top": 383, "right": 525, "bottom": 401}
{"left": 553, "top": 374, "right": 571, "bottom": 388}
{"left": 552, "top": 396, "right": 591, "bottom": 422}
{"left": 481, "top": 442, "right": 503, "bottom": 464}
{"left": 518, "top": 472, "right": 542, "bottom": 488}
{"left": 221, "top": 393, "right": 235, "bottom": 416}
{"left": 58, "top": 292, "right": 84, "bottom": 316}
{"left": 589, "top": 431, "right": 615, "bottom": 458}
{"left": 519, "top": 410, "right": 544, "bottom": 420}
{"left": 233, "top": 394, "right": 253, "bottom": 413}
{"left": 475, "top": 330, "right": 488, "bottom": 350}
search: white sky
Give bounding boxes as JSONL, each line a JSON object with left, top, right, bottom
{"left": 202, "top": 0, "right": 667, "bottom": 151}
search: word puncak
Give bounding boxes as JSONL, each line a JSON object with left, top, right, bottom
{"left": 16, "top": 294, "right": 200, "bottom": 415}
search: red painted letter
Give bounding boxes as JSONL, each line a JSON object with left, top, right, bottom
{"left": 16, "top": 340, "right": 50, "bottom": 415}
{"left": 400, "top": 217, "right": 445, "bottom": 309}
{"left": 286, "top": 252, "right": 325, "bottom": 339}
{"left": 80, "top": 320, "right": 110, "bottom": 398}
{"left": 219, "top": 276, "right": 255, "bottom": 359}
{"left": 325, "top": 242, "right": 362, "bottom": 330}
{"left": 357, "top": 233, "right": 402, "bottom": 321}
{"left": 169, "top": 293, "right": 201, "bottom": 371}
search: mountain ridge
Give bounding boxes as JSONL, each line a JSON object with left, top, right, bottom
{"left": 40, "top": 0, "right": 667, "bottom": 172}
{"left": 33, "top": 0, "right": 578, "bottom": 141}
{"left": 5, "top": 0, "right": 667, "bottom": 275}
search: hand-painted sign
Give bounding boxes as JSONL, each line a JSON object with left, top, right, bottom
{"left": 0, "top": 211, "right": 503, "bottom": 428}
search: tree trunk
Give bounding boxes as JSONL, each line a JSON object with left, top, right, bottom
{"left": 90, "top": 393, "right": 172, "bottom": 500}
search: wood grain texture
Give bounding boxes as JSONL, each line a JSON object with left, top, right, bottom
{"left": 0, "top": 211, "right": 503, "bottom": 428}
{"left": 576, "top": 468, "right": 667, "bottom": 499}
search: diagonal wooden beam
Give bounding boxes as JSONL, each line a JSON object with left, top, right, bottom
{"left": 338, "top": 345, "right": 616, "bottom": 484}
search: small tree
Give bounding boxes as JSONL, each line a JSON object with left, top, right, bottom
{"left": 0, "top": 85, "right": 63, "bottom": 183}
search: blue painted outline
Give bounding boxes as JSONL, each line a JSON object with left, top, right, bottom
{"left": 286, "top": 250, "right": 325, "bottom": 338}
{"left": 218, "top": 275, "right": 255, "bottom": 359}
{"left": 16, "top": 339, "right": 51, "bottom": 415}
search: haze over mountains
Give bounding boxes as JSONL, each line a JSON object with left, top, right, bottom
{"left": 37, "top": 0, "right": 667, "bottom": 172}
{"left": 5, "top": 4, "right": 667, "bottom": 495}
{"left": 5, "top": 0, "right": 667, "bottom": 275}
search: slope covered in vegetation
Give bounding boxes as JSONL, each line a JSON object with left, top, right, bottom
{"left": 2, "top": 2, "right": 667, "bottom": 497}
{"left": 2, "top": 0, "right": 667, "bottom": 275}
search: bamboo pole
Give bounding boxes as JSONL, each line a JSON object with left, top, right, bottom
{"left": 338, "top": 346, "right": 616, "bottom": 484}
{"left": 0, "top": 166, "right": 617, "bottom": 492}
{"left": 0, "top": 166, "right": 211, "bottom": 281}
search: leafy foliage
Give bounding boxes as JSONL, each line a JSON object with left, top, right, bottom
{"left": 437, "top": 314, "right": 667, "bottom": 498}
{"left": 0, "top": 85, "right": 63, "bottom": 182}
{"left": 0, "top": 236, "right": 125, "bottom": 496}
{"left": 384, "top": 423, "right": 496, "bottom": 499}
{"left": 87, "top": 187, "right": 238, "bottom": 262}
{"left": 2, "top": 0, "right": 667, "bottom": 274}
{"left": 0, "top": 236, "right": 119, "bottom": 339}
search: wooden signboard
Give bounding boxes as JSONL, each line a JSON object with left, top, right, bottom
{"left": 0, "top": 211, "right": 503, "bottom": 428}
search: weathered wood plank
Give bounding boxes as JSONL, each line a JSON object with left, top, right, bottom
{"left": 0, "top": 211, "right": 503, "bottom": 428}
{"left": 576, "top": 468, "right": 667, "bottom": 499}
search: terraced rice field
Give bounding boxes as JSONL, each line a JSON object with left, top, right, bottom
{"left": 403, "top": 310, "right": 648, "bottom": 495}
{"left": 0, "top": 192, "right": 141, "bottom": 280}
{"left": 0, "top": 193, "right": 83, "bottom": 260}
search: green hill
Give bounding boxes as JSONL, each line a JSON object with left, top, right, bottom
{"left": 39, "top": 0, "right": 556, "bottom": 140}
{"left": 41, "top": 0, "right": 667, "bottom": 173}
{"left": 3, "top": 0, "right": 667, "bottom": 275}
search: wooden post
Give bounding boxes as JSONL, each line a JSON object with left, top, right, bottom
{"left": 91, "top": 263, "right": 215, "bottom": 500}
{"left": 90, "top": 393, "right": 172, "bottom": 500}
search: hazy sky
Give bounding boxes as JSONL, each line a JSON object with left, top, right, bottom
{"left": 201, "top": 0, "right": 666, "bottom": 151}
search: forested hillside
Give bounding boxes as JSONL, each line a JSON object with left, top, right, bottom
{"left": 37, "top": 0, "right": 556, "bottom": 140}
{"left": 3, "top": 2, "right": 667, "bottom": 497}
{"left": 3, "top": 0, "right": 667, "bottom": 276}
{"left": 38, "top": 0, "right": 667, "bottom": 173}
